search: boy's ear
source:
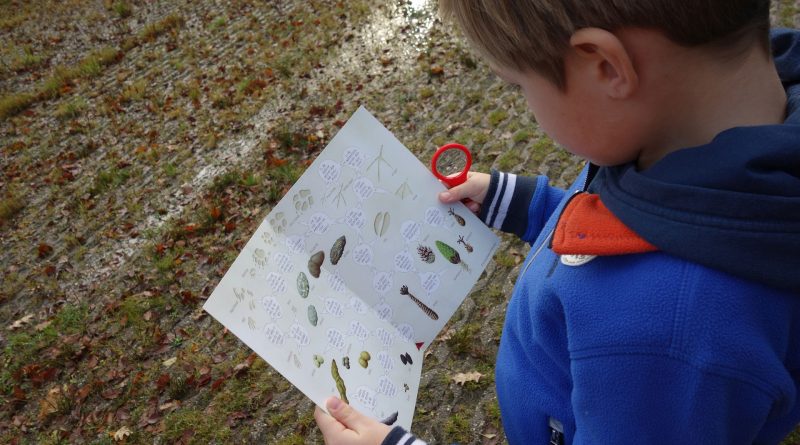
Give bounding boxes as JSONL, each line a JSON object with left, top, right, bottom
{"left": 569, "top": 28, "right": 639, "bottom": 99}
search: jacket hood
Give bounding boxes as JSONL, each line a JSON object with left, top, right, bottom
{"left": 593, "top": 28, "right": 800, "bottom": 292}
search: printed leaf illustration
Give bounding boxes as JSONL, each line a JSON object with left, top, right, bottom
{"left": 435, "top": 240, "right": 460, "bottom": 265}
{"left": 373, "top": 211, "right": 390, "bottom": 237}
{"left": 435, "top": 240, "right": 470, "bottom": 271}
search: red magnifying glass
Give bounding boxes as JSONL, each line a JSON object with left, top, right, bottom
{"left": 430, "top": 143, "right": 473, "bottom": 188}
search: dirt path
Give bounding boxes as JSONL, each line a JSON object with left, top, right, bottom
{"left": 1, "top": 1, "right": 798, "bottom": 444}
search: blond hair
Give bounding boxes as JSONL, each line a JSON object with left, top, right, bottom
{"left": 439, "top": 0, "right": 771, "bottom": 89}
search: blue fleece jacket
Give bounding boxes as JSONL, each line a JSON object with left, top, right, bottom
{"left": 382, "top": 29, "right": 800, "bottom": 445}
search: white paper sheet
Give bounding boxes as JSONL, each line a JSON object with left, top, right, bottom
{"left": 203, "top": 107, "right": 499, "bottom": 429}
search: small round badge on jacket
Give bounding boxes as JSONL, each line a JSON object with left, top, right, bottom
{"left": 560, "top": 254, "right": 597, "bottom": 266}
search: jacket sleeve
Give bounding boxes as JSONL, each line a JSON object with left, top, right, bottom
{"left": 380, "top": 426, "right": 427, "bottom": 445}
{"left": 569, "top": 353, "right": 778, "bottom": 444}
{"left": 478, "top": 170, "right": 566, "bottom": 243}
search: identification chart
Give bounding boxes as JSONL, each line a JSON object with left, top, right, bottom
{"left": 203, "top": 106, "right": 499, "bottom": 429}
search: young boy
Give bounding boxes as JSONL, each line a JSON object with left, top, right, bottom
{"left": 315, "top": 1, "right": 800, "bottom": 444}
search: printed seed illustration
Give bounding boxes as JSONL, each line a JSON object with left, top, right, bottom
{"left": 448, "top": 207, "right": 466, "bottom": 226}
{"left": 297, "top": 272, "right": 309, "bottom": 298}
{"left": 307, "top": 305, "right": 318, "bottom": 326}
{"left": 313, "top": 354, "right": 324, "bottom": 368}
{"left": 342, "top": 356, "right": 350, "bottom": 369}
{"left": 308, "top": 250, "right": 324, "bottom": 278}
{"left": 417, "top": 245, "right": 435, "bottom": 263}
{"left": 381, "top": 411, "right": 399, "bottom": 426}
{"left": 399, "top": 285, "right": 439, "bottom": 320}
{"left": 457, "top": 235, "right": 474, "bottom": 253}
{"left": 358, "top": 351, "right": 371, "bottom": 368}
{"left": 331, "top": 359, "right": 349, "bottom": 404}
{"left": 373, "top": 211, "right": 390, "bottom": 237}
{"left": 330, "top": 235, "right": 346, "bottom": 265}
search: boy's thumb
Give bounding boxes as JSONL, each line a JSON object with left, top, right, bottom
{"left": 439, "top": 178, "right": 485, "bottom": 204}
{"left": 326, "top": 397, "right": 366, "bottom": 431}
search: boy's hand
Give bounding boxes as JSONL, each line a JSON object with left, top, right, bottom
{"left": 314, "top": 397, "right": 392, "bottom": 445}
{"left": 438, "top": 171, "right": 490, "bottom": 215}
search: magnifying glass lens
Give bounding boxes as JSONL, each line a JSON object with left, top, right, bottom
{"left": 435, "top": 148, "right": 468, "bottom": 178}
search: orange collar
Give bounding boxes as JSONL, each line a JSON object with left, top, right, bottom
{"left": 552, "top": 193, "right": 658, "bottom": 256}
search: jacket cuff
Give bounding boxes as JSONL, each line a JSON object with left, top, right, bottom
{"left": 380, "top": 425, "right": 427, "bottom": 445}
{"left": 479, "top": 170, "right": 538, "bottom": 238}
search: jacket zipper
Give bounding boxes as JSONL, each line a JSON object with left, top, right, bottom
{"left": 520, "top": 163, "right": 597, "bottom": 276}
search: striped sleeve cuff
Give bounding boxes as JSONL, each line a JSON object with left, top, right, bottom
{"left": 479, "top": 170, "right": 538, "bottom": 238}
{"left": 380, "top": 425, "right": 428, "bottom": 445}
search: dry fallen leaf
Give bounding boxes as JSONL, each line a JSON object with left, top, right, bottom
{"left": 162, "top": 357, "right": 177, "bottom": 367}
{"left": 451, "top": 371, "right": 483, "bottom": 386}
{"left": 38, "top": 385, "right": 65, "bottom": 419}
{"left": 112, "top": 425, "right": 132, "bottom": 441}
{"left": 8, "top": 314, "right": 34, "bottom": 331}
{"left": 438, "top": 328, "right": 456, "bottom": 342}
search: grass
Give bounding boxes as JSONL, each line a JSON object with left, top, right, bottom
{"left": 444, "top": 413, "right": 471, "bottom": 443}
{"left": 162, "top": 408, "right": 231, "bottom": 443}
{"left": 0, "top": 92, "right": 36, "bottom": 120}
{"left": 120, "top": 78, "right": 148, "bottom": 103}
{"left": 495, "top": 148, "right": 524, "bottom": 171}
{"left": 55, "top": 97, "right": 87, "bottom": 120}
{"left": 0, "top": 15, "right": 181, "bottom": 121}
{"left": 0, "top": 189, "right": 26, "bottom": 223}
{"left": 89, "top": 166, "right": 131, "bottom": 196}
{"left": 487, "top": 109, "right": 509, "bottom": 126}
{"left": 6, "top": 46, "right": 45, "bottom": 72}
{"left": 111, "top": 1, "right": 133, "bottom": 18}
{"left": 446, "top": 322, "right": 483, "bottom": 356}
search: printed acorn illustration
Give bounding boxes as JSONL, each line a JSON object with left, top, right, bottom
{"left": 448, "top": 207, "right": 466, "bottom": 226}
{"left": 399, "top": 285, "right": 439, "bottom": 320}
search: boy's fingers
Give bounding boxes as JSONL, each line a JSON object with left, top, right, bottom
{"left": 439, "top": 180, "right": 483, "bottom": 203}
{"left": 325, "top": 397, "right": 369, "bottom": 432}
{"left": 315, "top": 405, "right": 346, "bottom": 438}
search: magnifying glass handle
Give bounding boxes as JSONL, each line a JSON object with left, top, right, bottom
{"left": 431, "top": 143, "right": 473, "bottom": 188}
